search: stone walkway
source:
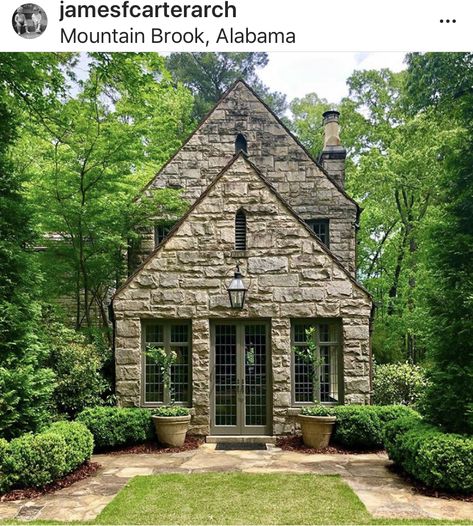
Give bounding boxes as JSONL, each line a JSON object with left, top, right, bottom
{"left": 1, "top": 443, "right": 472, "bottom": 522}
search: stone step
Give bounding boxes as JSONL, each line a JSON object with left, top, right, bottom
{"left": 206, "top": 435, "right": 276, "bottom": 444}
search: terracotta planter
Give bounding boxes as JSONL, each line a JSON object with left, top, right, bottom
{"left": 297, "top": 414, "right": 336, "bottom": 449}
{"left": 152, "top": 414, "right": 191, "bottom": 447}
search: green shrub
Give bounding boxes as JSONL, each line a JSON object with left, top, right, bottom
{"left": 0, "top": 421, "right": 94, "bottom": 493}
{"left": 373, "top": 362, "right": 429, "bottom": 406}
{"left": 373, "top": 405, "right": 419, "bottom": 425}
{"left": 76, "top": 407, "right": 154, "bottom": 450}
{"left": 383, "top": 414, "right": 423, "bottom": 463}
{"left": 0, "top": 364, "right": 55, "bottom": 440}
{"left": 384, "top": 417, "right": 473, "bottom": 493}
{"left": 300, "top": 405, "right": 335, "bottom": 417}
{"left": 331, "top": 405, "right": 419, "bottom": 450}
{"left": 45, "top": 323, "right": 109, "bottom": 417}
{"left": 48, "top": 421, "right": 93, "bottom": 473}
{"left": 1, "top": 432, "right": 67, "bottom": 491}
{"left": 332, "top": 406, "right": 383, "bottom": 449}
{"left": 153, "top": 406, "right": 191, "bottom": 417}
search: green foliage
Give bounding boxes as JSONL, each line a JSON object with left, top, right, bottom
{"left": 20, "top": 53, "right": 192, "bottom": 334}
{"left": 299, "top": 405, "right": 334, "bottom": 417}
{"left": 0, "top": 421, "right": 93, "bottom": 492}
{"left": 47, "top": 421, "right": 94, "bottom": 473}
{"left": 45, "top": 323, "right": 109, "bottom": 416}
{"left": 383, "top": 414, "right": 423, "bottom": 464}
{"left": 0, "top": 54, "right": 74, "bottom": 441}
{"left": 166, "top": 52, "right": 287, "bottom": 119}
{"left": 384, "top": 416, "right": 473, "bottom": 493}
{"left": 146, "top": 346, "right": 177, "bottom": 401}
{"left": 0, "top": 432, "right": 66, "bottom": 491}
{"left": 405, "top": 53, "right": 473, "bottom": 434}
{"left": 373, "top": 404, "right": 419, "bottom": 425}
{"left": 289, "top": 93, "right": 333, "bottom": 156}
{"left": 153, "top": 406, "right": 191, "bottom": 417}
{"left": 373, "top": 362, "right": 429, "bottom": 406}
{"left": 0, "top": 364, "right": 55, "bottom": 440}
{"left": 289, "top": 68, "right": 456, "bottom": 364}
{"left": 331, "top": 405, "right": 417, "bottom": 450}
{"left": 332, "top": 406, "right": 384, "bottom": 450}
{"left": 76, "top": 407, "right": 154, "bottom": 450}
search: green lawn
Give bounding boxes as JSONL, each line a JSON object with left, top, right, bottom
{"left": 95, "top": 473, "right": 370, "bottom": 525}
{"left": 95, "top": 472, "right": 472, "bottom": 526}
{"left": 1, "top": 473, "right": 471, "bottom": 525}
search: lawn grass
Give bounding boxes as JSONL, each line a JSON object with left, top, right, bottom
{"left": 96, "top": 473, "right": 370, "bottom": 524}
{"left": 93, "top": 473, "right": 395, "bottom": 525}
{"left": 2, "top": 473, "right": 471, "bottom": 525}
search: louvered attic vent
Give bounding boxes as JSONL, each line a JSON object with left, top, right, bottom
{"left": 235, "top": 210, "right": 247, "bottom": 250}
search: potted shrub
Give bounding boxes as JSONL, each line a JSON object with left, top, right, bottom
{"left": 152, "top": 406, "right": 191, "bottom": 447}
{"left": 294, "top": 327, "right": 337, "bottom": 448}
{"left": 298, "top": 405, "right": 336, "bottom": 449}
{"left": 146, "top": 346, "right": 191, "bottom": 447}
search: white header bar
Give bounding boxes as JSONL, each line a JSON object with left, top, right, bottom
{"left": 1, "top": 0, "right": 471, "bottom": 52}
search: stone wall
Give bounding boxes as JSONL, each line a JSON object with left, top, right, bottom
{"left": 133, "top": 81, "right": 358, "bottom": 274}
{"left": 114, "top": 156, "right": 372, "bottom": 436}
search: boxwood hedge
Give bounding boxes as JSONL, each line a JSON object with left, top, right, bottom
{"left": 384, "top": 417, "right": 473, "bottom": 493}
{"left": 76, "top": 407, "right": 155, "bottom": 450}
{"left": 0, "top": 421, "right": 93, "bottom": 493}
{"left": 331, "top": 404, "right": 418, "bottom": 450}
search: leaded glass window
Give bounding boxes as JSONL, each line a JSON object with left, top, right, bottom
{"left": 306, "top": 219, "right": 330, "bottom": 247}
{"left": 292, "top": 321, "right": 340, "bottom": 404}
{"left": 154, "top": 221, "right": 176, "bottom": 247}
{"left": 143, "top": 321, "right": 191, "bottom": 405}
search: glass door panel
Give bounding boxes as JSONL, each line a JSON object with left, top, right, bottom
{"left": 214, "top": 324, "right": 238, "bottom": 427}
{"left": 212, "top": 322, "right": 269, "bottom": 435}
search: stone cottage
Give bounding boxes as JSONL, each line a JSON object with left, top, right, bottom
{"left": 112, "top": 80, "right": 373, "bottom": 437}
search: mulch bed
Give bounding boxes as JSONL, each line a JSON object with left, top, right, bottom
{"left": 102, "top": 436, "right": 203, "bottom": 455}
{"left": 276, "top": 435, "right": 384, "bottom": 455}
{"left": 0, "top": 461, "right": 101, "bottom": 502}
{"left": 387, "top": 464, "right": 473, "bottom": 502}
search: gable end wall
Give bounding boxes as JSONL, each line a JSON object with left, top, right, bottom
{"left": 133, "top": 82, "right": 358, "bottom": 274}
{"left": 115, "top": 158, "right": 371, "bottom": 436}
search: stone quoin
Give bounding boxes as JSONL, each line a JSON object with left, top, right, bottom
{"left": 112, "top": 80, "right": 373, "bottom": 438}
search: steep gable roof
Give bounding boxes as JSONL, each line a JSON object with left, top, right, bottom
{"left": 115, "top": 153, "right": 370, "bottom": 301}
{"left": 138, "top": 79, "right": 360, "bottom": 213}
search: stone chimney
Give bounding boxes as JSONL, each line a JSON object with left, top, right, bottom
{"left": 320, "top": 110, "right": 346, "bottom": 188}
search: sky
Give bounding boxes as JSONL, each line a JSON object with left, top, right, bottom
{"left": 74, "top": 52, "right": 407, "bottom": 105}
{"left": 260, "top": 52, "right": 407, "bottom": 103}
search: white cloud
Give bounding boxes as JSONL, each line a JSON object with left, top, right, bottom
{"left": 258, "top": 52, "right": 407, "bottom": 104}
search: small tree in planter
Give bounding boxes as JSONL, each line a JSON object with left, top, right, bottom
{"left": 146, "top": 346, "right": 191, "bottom": 447}
{"left": 294, "top": 327, "right": 336, "bottom": 449}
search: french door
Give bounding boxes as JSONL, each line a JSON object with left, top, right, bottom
{"left": 211, "top": 321, "right": 270, "bottom": 435}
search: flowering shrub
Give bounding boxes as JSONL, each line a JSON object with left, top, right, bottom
{"left": 373, "top": 362, "right": 429, "bottom": 406}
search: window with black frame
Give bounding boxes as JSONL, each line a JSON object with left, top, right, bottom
{"left": 306, "top": 218, "right": 330, "bottom": 247}
{"left": 292, "top": 321, "right": 340, "bottom": 404}
{"left": 144, "top": 322, "right": 191, "bottom": 405}
{"left": 154, "top": 221, "right": 176, "bottom": 247}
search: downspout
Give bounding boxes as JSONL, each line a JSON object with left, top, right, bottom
{"left": 368, "top": 301, "right": 377, "bottom": 405}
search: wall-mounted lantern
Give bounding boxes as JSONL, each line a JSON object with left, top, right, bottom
{"left": 227, "top": 265, "right": 248, "bottom": 309}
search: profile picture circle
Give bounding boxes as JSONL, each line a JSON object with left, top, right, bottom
{"left": 12, "top": 4, "right": 47, "bottom": 39}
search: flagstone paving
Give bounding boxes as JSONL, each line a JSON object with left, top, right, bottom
{"left": 1, "top": 443, "right": 472, "bottom": 522}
